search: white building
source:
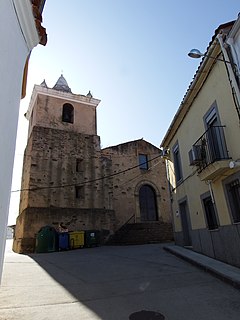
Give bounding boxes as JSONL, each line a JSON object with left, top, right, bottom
{"left": 0, "top": 0, "right": 47, "bottom": 283}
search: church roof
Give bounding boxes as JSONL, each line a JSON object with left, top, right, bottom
{"left": 52, "top": 74, "right": 72, "bottom": 93}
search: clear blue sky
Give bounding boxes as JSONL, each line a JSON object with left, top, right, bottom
{"left": 9, "top": 1, "right": 239, "bottom": 224}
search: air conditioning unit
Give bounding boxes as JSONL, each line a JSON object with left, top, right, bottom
{"left": 188, "top": 145, "right": 203, "bottom": 166}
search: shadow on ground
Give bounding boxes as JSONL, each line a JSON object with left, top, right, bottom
{"left": 28, "top": 244, "right": 173, "bottom": 319}
{"left": 15, "top": 242, "right": 240, "bottom": 320}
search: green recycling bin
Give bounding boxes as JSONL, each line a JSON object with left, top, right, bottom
{"left": 84, "top": 230, "right": 100, "bottom": 247}
{"left": 35, "top": 226, "right": 58, "bottom": 253}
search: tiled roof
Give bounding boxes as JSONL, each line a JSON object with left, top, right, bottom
{"left": 31, "top": 0, "right": 47, "bottom": 46}
{"left": 180, "top": 21, "right": 235, "bottom": 104}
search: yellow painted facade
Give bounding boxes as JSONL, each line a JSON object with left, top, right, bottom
{"left": 161, "top": 19, "right": 240, "bottom": 267}
{"left": 168, "top": 61, "right": 236, "bottom": 231}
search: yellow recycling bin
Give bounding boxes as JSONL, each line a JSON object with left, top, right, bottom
{"left": 69, "top": 231, "right": 84, "bottom": 249}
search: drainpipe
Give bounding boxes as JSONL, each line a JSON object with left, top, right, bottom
{"left": 207, "top": 180, "right": 215, "bottom": 204}
{"left": 216, "top": 33, "right": 240, "bottom": 120}
{"left": 165, "top": 159, "right": 175, "bottom": 225}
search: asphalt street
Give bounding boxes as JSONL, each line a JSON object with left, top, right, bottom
{"left": 1, "top": 240, "right": 240, "bottom": 320}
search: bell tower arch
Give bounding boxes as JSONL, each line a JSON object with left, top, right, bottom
{"left": 26, "top": 75, "right": 100, "bottom": 138}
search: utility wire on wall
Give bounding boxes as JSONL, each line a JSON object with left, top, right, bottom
{"left": 111, "top": 158, "right": 164, "bottom": 197}
{"left": 11, "top": 154, "right": 162, "bottom": 193}
{"left": 17, "top": 151, "right": 161, "bottom": 160}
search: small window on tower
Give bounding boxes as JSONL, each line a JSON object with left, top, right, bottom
{"left": 76, "top": 158, "right": 83, "bottom": 172}
{"left": 75, "top": 186, "right": 84, "bottom": 199}
{"left": 62, "top": 103, "right": 74, "bottom": 123}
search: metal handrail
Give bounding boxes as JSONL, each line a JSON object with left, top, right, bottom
{"left": 106, "top": 214, "right": 135, "bottom": 244}
{"left": 193, "top": 125, "right": 230, "bottom": 172}
{"left": 120, "top": 214, "right": 135, "bottom": 230}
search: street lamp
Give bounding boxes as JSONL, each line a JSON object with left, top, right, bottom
{"left": 188, "top": 48, "right": 232, "bottom": 64}
{"left": 188, "top": 49, "right": 204, "bottom": 59}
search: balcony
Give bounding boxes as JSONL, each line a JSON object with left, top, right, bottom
{"left": 189, "top": 126, "right": 231, "bottom": 181}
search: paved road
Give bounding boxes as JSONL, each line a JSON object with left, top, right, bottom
{"left": 1, "top": 240, "right": 240, "bottom": 320}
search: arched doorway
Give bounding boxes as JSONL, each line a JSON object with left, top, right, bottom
{"left": 139, "top": 184, "right": 158, "bottom": 221}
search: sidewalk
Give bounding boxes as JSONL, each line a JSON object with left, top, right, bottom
{"left": 163, "top": 244, "right": 240, "bottom": 289}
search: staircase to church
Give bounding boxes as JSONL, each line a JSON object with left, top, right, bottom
{"left": 106, "top": 221, "right": 173, "bottom": 246}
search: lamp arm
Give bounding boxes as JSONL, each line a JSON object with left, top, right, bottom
{"left": 203, "top": 52, "right": 235, "bottom": 66}
{"left": 216, "top": 34, "right": 238, "bottom": 69}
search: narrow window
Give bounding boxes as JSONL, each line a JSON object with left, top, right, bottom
{"left": 62, "top": 103, "right": 74, "bottom": 123}
{"left": 139, "top": 154, "right": 148, "bottom": 170}
{"left": 205, "top": 109, "right": 221, "bottom": 161}
{"left": 76, "top": 158, "right": 83, "bottom": 172}
{"left": 75, "top": 186, "right": 84, "bottom": 199}
{"left": 173, "top": 142, "right": 183, "bottom": 182}
{"left": 203, "top": 196, "right": 218, "bottom": 230}
{"left": 226, "top": 179, "right": 240, "bottom": 223}
{"left": 203, "top": 103, "right": 228, "bottom": 162}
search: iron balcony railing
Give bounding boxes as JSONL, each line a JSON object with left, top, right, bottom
{"left": 191, "top": 126, "right": 230, "bottom": 172}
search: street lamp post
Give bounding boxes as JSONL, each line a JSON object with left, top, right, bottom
{"left": 188, "top": 48, "right": 233, "bottom": 64}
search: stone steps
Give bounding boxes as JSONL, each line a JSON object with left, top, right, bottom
{"left": 106, "top": 222, "right": 173, "bottom": 245}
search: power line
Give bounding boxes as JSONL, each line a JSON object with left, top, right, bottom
{"left": 14, "top": 151, "right": 160, "bottom": 160}
{"left": 11, "top": 154, "right": 162, "bottom": 193}
{"left": 112, "top": 159, "right": 163, "bottom": 197}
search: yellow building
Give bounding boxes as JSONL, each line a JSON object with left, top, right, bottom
{"left": 161, "top": 17, "right": 240, "bottom": 267}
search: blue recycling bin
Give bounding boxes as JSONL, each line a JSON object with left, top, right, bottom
{"left": 58, "top": 232, "right": 69, "bottom": 251}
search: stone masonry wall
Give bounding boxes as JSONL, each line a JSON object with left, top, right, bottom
{"left": 29, "top": 93, "right": 97, "bottom": 138}
{"left": 102, "top": 140, "right": 172, "bottom": 227}
{"left": 19, "top": 126, "right": 111, "bottom": 213}
{"left": 13, "top": 207, "right": 116, "bottom": 253}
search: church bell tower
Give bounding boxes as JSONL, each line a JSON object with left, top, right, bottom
{"left": 13, "top": 76, "right": 114, "bottom": 253}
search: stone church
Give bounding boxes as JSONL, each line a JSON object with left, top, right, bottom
{"left": 13, "top": 76, "right": 172, "bottom": 253}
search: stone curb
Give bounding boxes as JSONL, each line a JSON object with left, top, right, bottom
{"left": 163, "top": 245, "right": 240, "bottom": 289}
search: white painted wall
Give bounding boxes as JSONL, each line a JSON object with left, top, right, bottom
{"left": 0, "top": 0, "right": 40, "bottom": 283}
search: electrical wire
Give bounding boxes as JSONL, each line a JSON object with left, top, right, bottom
{"left": 111, "top": 158, "right": 164, "bottom": 197}
{"left": 11, "top": 154, "right": 162, "bottom": 193}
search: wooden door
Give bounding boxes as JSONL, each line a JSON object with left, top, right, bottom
{"left": 139, "top": 185, "right": 158, "bottom": 221}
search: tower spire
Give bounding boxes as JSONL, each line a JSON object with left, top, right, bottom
{"left": 52, "top": 74, "right": 72, "bottom": 93}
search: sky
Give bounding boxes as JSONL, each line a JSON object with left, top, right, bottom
{"left": 8, "top": 1, "right": 239, "bottom": 224}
